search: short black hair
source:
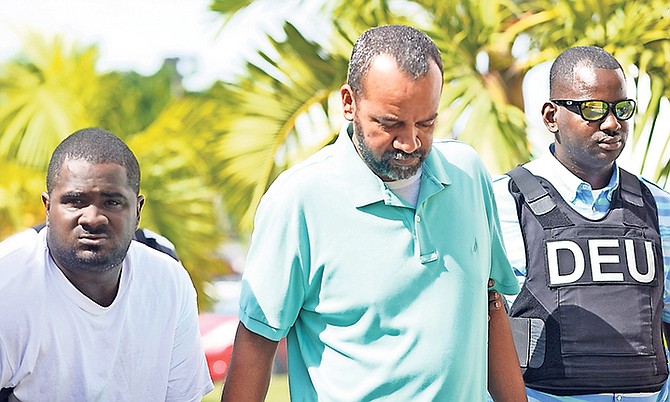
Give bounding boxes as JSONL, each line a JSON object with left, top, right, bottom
{"left": 347, "top": 24, "right": 443, "bottom": 97}
{"left": 46, "top": 128, "right": 141, "bottom": 194}
{"left": 549, "top": 46, "right": 623, "bottom": 97}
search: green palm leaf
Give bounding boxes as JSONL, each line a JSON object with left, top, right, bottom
{"left": 128, "top": 97, "right": 231, "bottom": 298}
{"left": 0, "top": 157, "right": 44, "bottom": 238}
{"left": 0, "top": 32, "right": 100, "bottom": 170}
{"left": 210, "top": 22, "right": 348, "bottom": 233}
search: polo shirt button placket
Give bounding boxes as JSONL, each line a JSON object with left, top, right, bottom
{"left": 415, "top": 214, "right": 438, "bottom": 264}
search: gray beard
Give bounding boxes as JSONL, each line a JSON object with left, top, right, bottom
{"left": 353, "top": 120, "right": 426, "bottom": 181}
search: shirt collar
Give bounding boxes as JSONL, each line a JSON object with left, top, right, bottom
{"left": 528, "top": 143, "right": 618, "bottom": 204}
{"left": 335, "top": 123, "right": 390, "bottom": 207}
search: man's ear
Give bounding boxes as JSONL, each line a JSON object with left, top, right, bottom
{"left": 136, "top": 195, "right": 145, "bottom": 229}
{"left": 41, "top": 192, "right": 50, "bottom": 225}
{"left": 542, "top": 102, "right": 559, "bottom": 133}
{"left": 341, "top": 84, "right": 356, "bottom": 121}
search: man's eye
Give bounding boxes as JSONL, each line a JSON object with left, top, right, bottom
{"left": 418, "top": 120, "right": 435, "bottom": 128}
{"left": 379, "top": 122, "right": 399, "bottom": 130}
{"left": 64, "top": 199, "right": 83, "bottom": 207}
{"left": 105, "top": 199, "right": 123, "bottom": 207}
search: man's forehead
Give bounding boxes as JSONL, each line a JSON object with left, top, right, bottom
{"left": 54, "top": 158, "right": 130, "bottom": 188}
{"left": 59, "top": 157, "right": 125, "bottom": 173}
{"left": 555, "top": 64, "right": 623, "bottom": 94}
{"left": 572, "top": 65, "right": 601, "bottom": 85}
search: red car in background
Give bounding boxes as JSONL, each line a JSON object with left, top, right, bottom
{"left": 198, "top": 313, "right": 239, "bottom": 382}
{"left": 198, "top": 313, "right": 288, "bottom": 381}
{"left": 198, "top": 274, "right": 288, "bottom": 382}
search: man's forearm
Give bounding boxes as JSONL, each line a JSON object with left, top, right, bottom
{"left": 221, "top": 323, "right": 279, "bottom": 402}
{"left": 488, "top": 290, "right": 527, "bottom": 402}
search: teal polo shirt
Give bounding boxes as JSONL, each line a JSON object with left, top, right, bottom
{"left": 240, "top": 124, "right": 519, "bottom": 401}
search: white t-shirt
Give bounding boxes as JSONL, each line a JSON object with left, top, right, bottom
{"left": 385, "top": 167, "right": 422, "bottom": 207}
{"left": 0, "top": 228, "right": 213, "bottom": 401}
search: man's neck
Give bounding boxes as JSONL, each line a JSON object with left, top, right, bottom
{"left": 569, "top": 164, "right": 614, "bottom": 190}
{"left": 552, "top": 146, "right": 615, "bottom": 190}
{"left": 51, "top": 256, "right": 123, "bottom": 307}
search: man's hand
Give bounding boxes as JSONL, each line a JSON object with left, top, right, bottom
{"left": 488, "top": 278, "right": 502, "bottom": 321}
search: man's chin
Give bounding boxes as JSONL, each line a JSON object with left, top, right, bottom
{"left": 70, "top": 252, "right": 120, "bottom": 273}
{"left": 388, "top": 165, "right": 421, "bottom": 180}
{"left": 77, "top": 261, "right": 114, "bottom": 273}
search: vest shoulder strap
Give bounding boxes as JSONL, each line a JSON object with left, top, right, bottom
{"left": 619, "top": 168, "right": 644, "bottom": 207}
{"left": 507, "top": 166, "right": 573, "bottom": 229}
{"left": 507, "top": 166, "right": 556, "bottom": 215}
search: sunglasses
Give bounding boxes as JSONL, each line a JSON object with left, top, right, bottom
{"left": 551, "top": 99, "right": 636, "bottom": 122}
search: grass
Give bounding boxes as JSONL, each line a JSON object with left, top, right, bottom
{"left": 202, "top": 374, "right": 289, "bottom": 401}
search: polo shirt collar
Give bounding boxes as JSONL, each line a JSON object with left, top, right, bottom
{"left": 421, "top": 145, "right": 451, "bottom": 187}
{"left": 334, "top": 123, "right": 449, "bottom": 208}
{"left": 335, "top": 123, "right": 390, "bottom": 207}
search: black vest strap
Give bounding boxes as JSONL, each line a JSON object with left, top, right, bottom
{"left": 620, "top": 168, "right": 645, "bottom": 207}
{"left": 0, "top": 387, "right": 13, "bottom": 402}
{"left": 507, "top": 166, "right": 573, "bottom": 229}
{"left": 133, "top": 229, "right": 180, "bottom": 261}
{"left": 32, "top": 222, "right": 46, "bottom": 232}
{"left": 614, "top": 170, "right": 649, "bottom": 229}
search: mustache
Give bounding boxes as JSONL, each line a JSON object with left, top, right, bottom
{"left": 80, "top": 228, "right": 110, "bottom": 236}
{"left": 384, "top": 150, "right": 426, "bottom": 160}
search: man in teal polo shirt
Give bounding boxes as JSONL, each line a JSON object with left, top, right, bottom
{"left": 221, "top": 25, "right": 524, "bottom": 401}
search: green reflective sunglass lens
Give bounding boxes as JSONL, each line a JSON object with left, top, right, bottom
{"left": 581, "top": 101, "right": 608, "bottom": 121}
{"left": 615, "top": 101, "right": 634, "bottom": 119}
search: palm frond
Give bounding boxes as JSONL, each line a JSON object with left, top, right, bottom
{"left": 0, "top": 32, "right": 100, "bottom": 170}
{"left": 210, "top": 22, "right": 349, "bottom": 233}
{"left": 0, "top": 157, "right": 45, "bottom": 239}
{"left": 128, "top": 97, "right": 232, "bottom": 306}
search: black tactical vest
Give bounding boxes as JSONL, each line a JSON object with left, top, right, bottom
{"left": 507, "top": 166, "right": 668, "bottom": 395}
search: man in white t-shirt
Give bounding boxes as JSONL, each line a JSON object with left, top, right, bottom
{"left": 0, "top": 128, "right": 213, "bottom": 401}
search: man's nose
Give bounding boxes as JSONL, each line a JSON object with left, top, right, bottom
{"left": 600, "top": 109, "right": 622, "bottom": 131}
{"left": 393, "top": 127, "right": 421, "bottom": 153}
{"left": 78, "top": 205, "right": 109, "bottom": 229}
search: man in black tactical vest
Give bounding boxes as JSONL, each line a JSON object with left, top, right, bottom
{"left": 492, "top": 46, "right": 670, "bottom": 401}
